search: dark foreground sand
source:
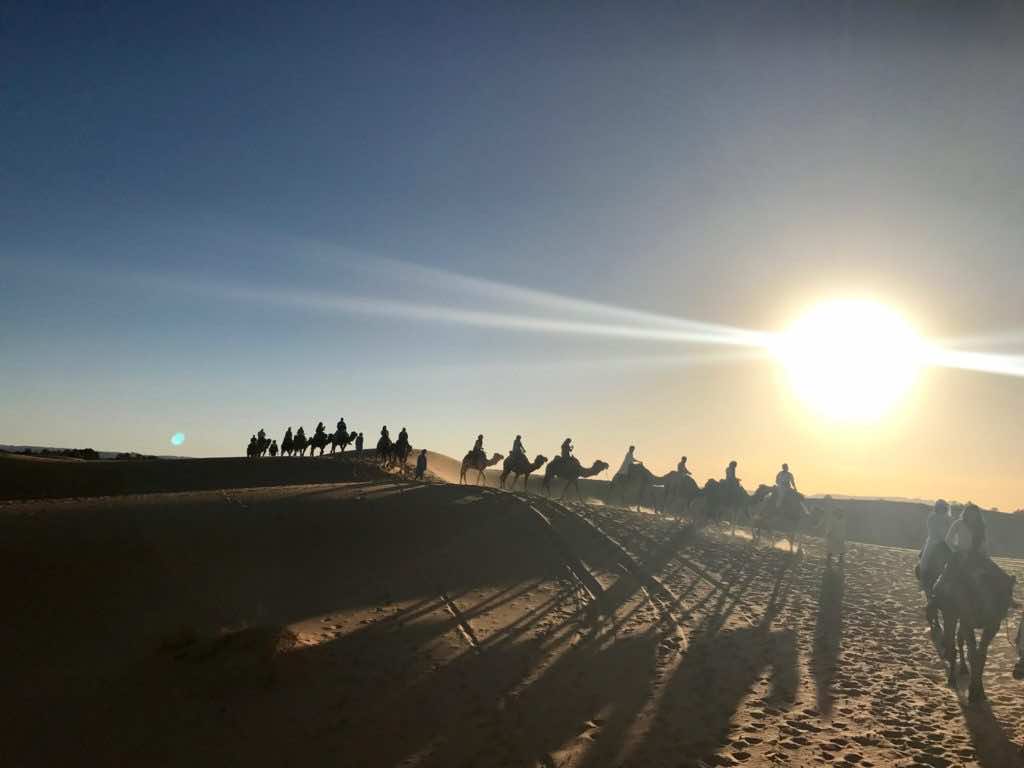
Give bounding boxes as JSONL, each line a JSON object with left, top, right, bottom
{"left": 2, "top": 455, "right": 1023, "bottom": 767}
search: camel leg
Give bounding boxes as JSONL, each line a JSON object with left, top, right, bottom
{"left": 958, "top": 628, "right": 969, "bottom": 675}
{"left": 971, "top": 625, "right": 995, "bottom": 703}
{"left": 942, "top": 612, "right": 959, "bottom": 688}
{"left": 964, "top": 627, "right": 984, "bottom": 703}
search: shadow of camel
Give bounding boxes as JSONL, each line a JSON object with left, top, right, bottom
{"left": 960, "top": 700, "right": 1024, "bottom": 768}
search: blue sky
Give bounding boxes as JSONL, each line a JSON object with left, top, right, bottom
{"left": 4, "top": 2, "right": 1024, "bottom": 507}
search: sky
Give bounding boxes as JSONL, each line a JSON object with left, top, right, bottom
{"left": 3, "top": 2, "right": 1024, "bottom": 509}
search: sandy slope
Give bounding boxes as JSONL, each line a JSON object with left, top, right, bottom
{"left": 2, "top": 460, "right": 1022, "bottom": 767}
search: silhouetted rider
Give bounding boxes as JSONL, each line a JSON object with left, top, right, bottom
{"left": 561, "top": 438, "right": 573, "bottom": 461}
{"left": 677, "top": 456, "right": 692, "bottom": 476}
{"left": 725, "top": 460, "right": 739, "bottom": 487}
{"left": 775, "top": 463, "right": 796, "bottom": 507}
{"left": 473, "top": 434, "right": 484, "bottom": 457}
{"left": 614, "top": 446, "right": 638, "bottom": 481}
{"left": 512, "top": 435, "right": 525, "bottom": 459}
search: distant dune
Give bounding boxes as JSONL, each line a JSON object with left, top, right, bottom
{"left": 0, "top": 450, "right": 389, "bottom": 499}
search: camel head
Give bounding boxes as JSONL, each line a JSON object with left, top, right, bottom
{"left": 532, "top": 454, "right": 548, "bottom": 470}
{"left": 753, "top": 484, "right": 774, "bottom": 502}
{"left": 487, "top": 452, "right": 505, "bottom": 466}
{"left": 585, "top": 460, "right": 610, "bottom": 476}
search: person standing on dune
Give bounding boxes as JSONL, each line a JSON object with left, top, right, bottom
{"left": 415, "top": 449, "right": 427, "bottom": 480}
{"left": 355, "top": 433, "right": 364, "bottom": 453}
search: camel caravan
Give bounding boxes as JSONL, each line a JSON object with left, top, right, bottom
{"left": 246, "top": 419, "right": 363, "bottom": 459}
{"left": 243, "top": 424, "right": 1024, "bottom": 699}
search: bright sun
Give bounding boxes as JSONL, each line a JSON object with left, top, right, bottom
{"left": 773, "top": 299, "right": 926, "bottom": 422}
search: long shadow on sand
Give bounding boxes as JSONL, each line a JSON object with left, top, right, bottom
{"left": 13, "top": 492, "right": 805, "bottom": 766}
{"left": 811, "top": 561, "right": 844, "bottom": 717}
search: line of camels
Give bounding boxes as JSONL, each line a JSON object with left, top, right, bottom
{"left": 458, "top": 446, "right": 811, "bottom": 551}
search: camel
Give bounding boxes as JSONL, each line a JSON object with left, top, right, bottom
{"left": 689, "top": 479, "right": 757, "bottom": 531}
{"left": 329, "top": 430, "right": 358, "bottom": 454}
{"left": 499, "top": 453, "right": 548, "bottom": 491}
{"left": 749, "top": 485, "right": 810, "bottom": 552}
{"left": 663, "top": 472, "right": 702, "bottom": 520}
{"left": 460, "top": 451, "right": 504, "bottom": 485}
{"left": 607, "top": 463, "right": 675, "bottom": 512}
{"left": 376, "top": 435, "right": 392, "bottom": 463}
{"left": 388, "top": 439, "right": 414, "bottom": 471}
{"left": 916, "top": 542, "right": 967, "bottom": 675}
{"left": 309, "top": 429, "right": 330, "bottom": 456}
{"left": 541, "top": 456, "right": 610, "bottom": 501}
{"left": 931, "top": 549, "right": 1016, "bottom": 702}
{"left": 293, "top": 428, "right": 308, "bottom": 457}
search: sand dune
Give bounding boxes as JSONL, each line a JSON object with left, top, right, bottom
{"left": 3, "top": 457, "right": 1022, "bottom": 766}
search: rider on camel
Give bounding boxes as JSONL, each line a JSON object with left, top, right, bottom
{"left": 931, "top": 503, "right": 1010, "bottom": 614}
{"left": 677, "top": 456, "right": 691, "bottom": 476}
{"left": 337, "top": 417, "right": 347, "bottom": 435}
{"left": 381, "top": 426, "right": 390, "bottom": 441}
{"left": 775, "top": 463, "right": 797, "bottom": 507}
{"left": 473, "top": 434, "right": 484, "bottom": 458}
{"left": 314, "top": 422, "right": 326, "bottom": 438}
{"left": 614, "top": 446, "right": 638, "bottom": 481}
{"left": 511, "top": 435, "right": 525, "bottom": 459}
{"left": 398, "top": 427, "right": 409, "bottom": 446}
{"left": 725, "top": 460, "right": 739, "bottom": 487}
{"left": 561, "top": 438, "right": 573, "bottom": 461}
{"left": 919, "top": 499, "right": 951, "bottom": 586}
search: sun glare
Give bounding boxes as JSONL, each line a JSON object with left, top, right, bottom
{"left": 774, "top": 299, "right": 925, "bottom": 422}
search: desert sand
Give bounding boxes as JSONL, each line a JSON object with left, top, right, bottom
{"left": 2, "top": 452, "right": 1022, "bottom": 767}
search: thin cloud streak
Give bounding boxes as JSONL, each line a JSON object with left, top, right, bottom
{"left": 220, "top": 283, "right": 777, "bottom": 348}
{"left": 156, "top": 267, "right": 1024, "bottom": 380}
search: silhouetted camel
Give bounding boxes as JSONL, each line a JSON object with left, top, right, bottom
{"left": 607, "top": 462, "right": 674, "bottom": 512}
{"left": 690, "top": 479, "right": 756, "bottom": 531}
{"left": 541, "top": 456, "right": 609, "bottom": 500}
{"left": 293, "top": 428, "right": 308, "bottom": 457}
{"left": 749, "top": 486, "right": 810, "bottom": 552}
{"left": 931, "top": 548, "right": 1016, "bottom": 702}
{"left": 499, "top": 453, "right": 548, "bottom": 491}
{"left": 460, "top": 451, "right": 504, "bottom": 485}
{"left": 330, "top": 430, "right": 357, "bottom": 454}
{"left": 663, "top": 472, "right": 702, "bottom": 520}
{"left": 376, "top": 435, "right": 392, "bottom": 462}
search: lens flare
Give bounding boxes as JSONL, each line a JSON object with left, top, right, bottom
{"left": 170, "top": 432, "right": 186, "bottom": 446}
